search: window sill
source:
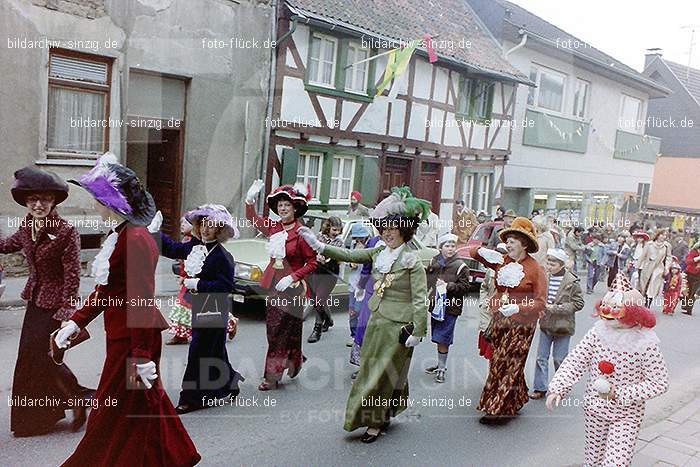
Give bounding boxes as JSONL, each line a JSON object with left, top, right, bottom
{"left": 304, "top": 83, "right": 374, "bottom": 103}
{"left": 36, "top": 156, "right": 98, "bottom": 167}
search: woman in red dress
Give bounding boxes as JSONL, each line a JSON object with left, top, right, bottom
{"left": 54, "top": 153, "right": 200, "bottom": 466}
{"left": 473, "top": 216, "right": 547, "bottom": 425}
{"left": 244, "top": 179, "right": 317, "bottom": 390}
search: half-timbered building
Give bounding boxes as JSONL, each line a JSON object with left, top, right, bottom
{"left": 266, "top": 0, "right": 531, "bottom": 226}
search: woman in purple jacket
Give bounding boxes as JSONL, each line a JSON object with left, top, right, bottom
{"left": 0, "top": 167, "right": 92, "bottom": 437}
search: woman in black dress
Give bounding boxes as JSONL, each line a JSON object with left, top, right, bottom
{"left": 1, "top": 167, "right": 92, "bottom": 437}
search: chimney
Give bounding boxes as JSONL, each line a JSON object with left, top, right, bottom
{"left": 644, "top": 48, "right": 663, "bottom": 69}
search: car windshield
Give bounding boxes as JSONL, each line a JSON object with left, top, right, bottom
{"left": 472, "top": 224, "right": 494, "bottom": 241}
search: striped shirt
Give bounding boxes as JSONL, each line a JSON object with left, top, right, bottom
{"left": 547, "top": 272, "right": 565, "bottom": 304}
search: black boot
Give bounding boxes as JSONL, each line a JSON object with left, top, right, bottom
{"left": 307, "top": 323, "right": 323, "bottom": 343}
{"left": 322, "top": 315, "right": 334, "bottom": 332}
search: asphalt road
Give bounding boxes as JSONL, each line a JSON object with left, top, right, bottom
{"left": 1, "top": 288, "right": 699, "bottom": 466}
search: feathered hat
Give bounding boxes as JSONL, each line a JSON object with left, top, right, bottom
{"left": 595, "top": 273, "right": 655, "bottom": 327}
{"left": 266, "top": 182, "right": 312, "bottom": 218}
{"left": 68, "top": 152, "right": 156, "bottom": 225}
{"left": 185, "top": 204, "right": 239, "bottom": 240}
{"left": 371, "top": 186, "right": 431, "bottom": 231}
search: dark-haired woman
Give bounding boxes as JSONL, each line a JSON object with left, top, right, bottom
{"left": 245, "top": 179, "right": 317, "bottom": 390}
{"left": 1, "top": 167, "right": 91, "bottom": 437}
{"left": 300, "top": 187, "right": 430, "bottom": 443}
{"left": 307, "top": 216, "right": 344, "bottom": 343}
{"left": 473, "top": 216, "right": 547, "bottom": 425}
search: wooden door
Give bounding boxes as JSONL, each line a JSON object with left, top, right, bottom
{"left": 382, "top": 157, "right": 412, "bottom": 195}
{"left": 147, "top": 128, "right": 182, "bottom": 238}
{"left": 415, "top": 161, "right": 441, "bottom": 210}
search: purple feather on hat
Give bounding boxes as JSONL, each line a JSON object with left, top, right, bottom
{"left": 79, "top": 152, "right": 132, "bottom": 214}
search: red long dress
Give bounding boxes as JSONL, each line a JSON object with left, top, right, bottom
{"left": 474, "top": 249, "right": 547, "bottom": 416}
{"left": 245, "top": 204, "right": 317, "bottom": 381}
{"left": 62, "top": 223, "right": 200, "bottom": 467}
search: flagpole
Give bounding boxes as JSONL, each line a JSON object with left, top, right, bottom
{"left": 343, "top": 35, "right": 439, "bottom": 69}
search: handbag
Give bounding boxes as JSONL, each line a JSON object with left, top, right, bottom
{"left": 49, "top": 328, "right": 90, "bottom": 365}
{"left": 191, "top": 292, "right": 232, "bottom": 328}
{"left": 398, "top": 323, "right": 414, "bottom": 345}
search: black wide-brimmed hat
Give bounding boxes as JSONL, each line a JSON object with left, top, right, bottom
{"left": 68, "top": 152, "right": 156, "bottom": 226}
{"left": 11, "top": 166, "right": 69, "bottom": 206}
{"left": 266, "top": 182, "right": 312, "bottom": 218}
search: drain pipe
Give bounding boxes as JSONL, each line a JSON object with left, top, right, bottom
{"left": 504, "top": 29, "right": 527, "bottom": 59}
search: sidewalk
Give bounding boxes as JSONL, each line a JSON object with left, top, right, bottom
{"left": 635, "top": 398, "right": 700, "bottom": 466}
{"left": 0, "top": 257, "right": 180, "bottom": 307}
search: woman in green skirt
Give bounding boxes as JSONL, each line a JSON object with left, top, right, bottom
{"left": 299, "top": 187, "right": 430, "bottom": 443}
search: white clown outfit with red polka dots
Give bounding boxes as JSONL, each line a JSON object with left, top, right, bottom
{"left": 548, "top": 319, "right": 668, "bottom": 466}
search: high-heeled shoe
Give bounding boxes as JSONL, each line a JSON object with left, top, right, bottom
{"left": 257, "top": 380, "right": 279, "bottom": 391}
{"left": 360, "top": 428, "right": 380, "bottom": 443}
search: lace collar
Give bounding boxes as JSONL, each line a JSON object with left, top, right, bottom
{"left": 375, "top": 243, "right": 405, "bottom": 273}
{"left": 92, "top": 231, "right": 120, "bottom": 286}
{"left": 184, "top": 241, "right": 217, "bottom": 277}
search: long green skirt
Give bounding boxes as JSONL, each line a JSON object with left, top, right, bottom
{"left": 344, "top": 313, "right": 413, "bottom": 431}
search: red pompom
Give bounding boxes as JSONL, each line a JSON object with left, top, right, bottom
{"left": 598, "top": 360, "right": 615, "bottom": 375}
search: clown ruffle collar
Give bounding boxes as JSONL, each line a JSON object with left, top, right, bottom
{"left": 593, "top": 319, "right": 660, "bottom": 353}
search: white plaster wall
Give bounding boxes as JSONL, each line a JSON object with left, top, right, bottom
{"left": 505, "top": 42, "right": 655, "bottom": 194}
{"left": 280, "top": 76, "right": 320, "bottom": 126}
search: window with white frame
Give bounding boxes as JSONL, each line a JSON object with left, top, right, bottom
{"left": 476, "top": 174, "right": 490, "bottom": 212}
{"left": 462, "top": 173, "right": 474, "bottom": 209}
{"left": 329, "top": 155, "right": 356, "bottom": 202}
{"left": 296, "top": 152, "right": 323, "bottom": 200}
{"left": 47, "top": 51, "right": 111, "bottom": 156}
{"left": 457, "top": 78, "right": 493, "bottom": 120}
{"left": 619, "top": 94, "right": 644, "bottom": 133}
{"left": 527, "top": 65, "right": 566, "bottom": 113}
{"left": 308, "top": 33, "right": 338, "bottom": 88}
{"left": 344, "top": 42, "right": 369, "bottom": 94}
{"left": 572, "top": 78, "right": 590, "bottom": 118}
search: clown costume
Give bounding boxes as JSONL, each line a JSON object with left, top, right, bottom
{"left": 547, "top": 273, "right": 668, "bottom": 467}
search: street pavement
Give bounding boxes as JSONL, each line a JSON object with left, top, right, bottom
{"left": 1, "top": 278, "right": 700, "bottom": 466}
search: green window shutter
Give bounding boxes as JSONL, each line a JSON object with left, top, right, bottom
{"left": 336, "top": 38, "right": 348, "bottom": 91}
{"left": 320, "top": 152, "right": 334, "bottom": 204}
{"left": 359, "top": 156, "right": 380, "bottom": 206}
{"left": 281, "top": 148, "right": 300, "bottom": 185}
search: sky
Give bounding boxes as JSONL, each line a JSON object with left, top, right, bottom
{"left": 509, "top": 0, "right": 700, "bottom": 72}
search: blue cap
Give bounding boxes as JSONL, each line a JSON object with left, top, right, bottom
{"left": 351, "top": 222, "right": 370, "bottom": 238}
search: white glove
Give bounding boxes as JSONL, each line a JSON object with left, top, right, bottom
{"left": 478, "top": 247, "right": 504, "bottom": 264}
{"left": 245, "top": 179, "right": 265, "bottom": 204}
{"left": 183, "top": 278, "right": 199, "bottom": 290}
{"left": 135, "top": 361, "right": 158, "bottom": 389}
{"left": 147, "top": 210, "right": 163, "bottom": 233}
{"left": 404, "top": 335, "right": 421, "bottom": 348}
{"left": 354, "top": 288, "right": 366, "bottom": 302}
{"left": 297, "top": 226, "right": 325, "bottom": 253}
{"left": 275, "top": 275, "right": 294, "bottom": 292}
{"left": 54, "top": 320, "right": 80, "bottom": 349}
{"left": 498, "top": 303, "right": 519, "bottom": 317}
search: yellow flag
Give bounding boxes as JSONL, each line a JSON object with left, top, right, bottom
{"left": 375, "top": 39, "right": 420, "bottom": 96}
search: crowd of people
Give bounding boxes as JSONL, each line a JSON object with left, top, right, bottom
{"left": 1, "top": 156, "right": 693, "bottom": 465}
